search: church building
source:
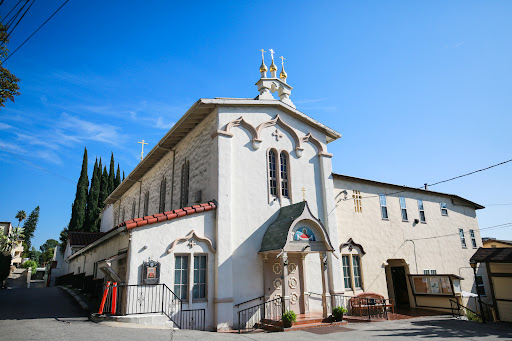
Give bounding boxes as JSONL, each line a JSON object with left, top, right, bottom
{"left": 65, "top": 51, "right": 488, "bottom": 330}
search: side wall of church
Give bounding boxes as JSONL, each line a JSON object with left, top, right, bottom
{"left": 105, "top": 111, "right": 218, "bottom": 230}
{"left": 127, "top": 210, "right": 216, "bottom": 330}
{"left": 216, "top": 105, "right": 339, "bottom": 314}
{"left": 333, "top": 177, "right": 492, "bottom": 310}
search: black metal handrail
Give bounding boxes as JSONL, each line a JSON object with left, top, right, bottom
{"left": 234, "top": 295, "right": 264, "bottom": 308}
{"left": 237, "top": 296, "right": 283, "bottom": 333}
{"left": 450, "top": 299, "right": 488, "bottom": 323}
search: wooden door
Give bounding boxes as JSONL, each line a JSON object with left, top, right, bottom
{"left": 287, "top": 255, "right": 304, "bottom": 314}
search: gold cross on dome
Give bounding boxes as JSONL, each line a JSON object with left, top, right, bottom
{"left": 138, "top": 139, "right": 148, "bottom": 161}
{"left": 279, "top": 56, "right": 285, "bottom": 67}
{"left": 260, "top": 49, "right": 266, "bottom": 60}
{"left": 301, "top": 187, "right": 306, "bottom": 201}
{"left": 269, "top": 49, "right": 275, "bottom": 61}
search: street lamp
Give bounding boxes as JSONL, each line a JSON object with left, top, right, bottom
{"left": 470, "top": 260, "right": 485, "bottom": 323}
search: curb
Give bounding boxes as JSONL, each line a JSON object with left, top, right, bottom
{"left": 59, "top": 286, "right": 89, "bottom": 311}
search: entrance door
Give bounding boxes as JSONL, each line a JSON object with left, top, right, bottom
{"left": 391, "top": 266, "right": 410, "bottom": 307}
{"left": 266, "top": 255, "right": 304, "bottom": 314}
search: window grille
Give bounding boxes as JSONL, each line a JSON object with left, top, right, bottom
{"left": 399, "top": 197, "right": 408, "bottom": 221}
{"left": 279, "top": 152, "right": 289, "bottom": 198}
{"left": 353, "top": 190, "right": 362, "bottom": 213}
{"left": 379, "top": 194, "right": 388, "bottom": 219}
{"left": 193, "top": 255, "right": 207, "bottom": 300}
{"left": 418, "top": 200, "right": 426, "bottom": 223}
{"left": 268, "top": 150, "right": 277, "bottom": 197}
{"left": 174, "top": 255, "right": 189, "bottom": 300}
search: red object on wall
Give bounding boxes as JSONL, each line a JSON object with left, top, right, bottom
{"left": 98, "top": 281, "right": 111, "bottom": 314}
{"left": 111, "top": 282, "right": 118, "bottom": 314}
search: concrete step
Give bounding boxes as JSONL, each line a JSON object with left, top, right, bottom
{"left": 284, "top": 320, "right": 348, "bottom": 331}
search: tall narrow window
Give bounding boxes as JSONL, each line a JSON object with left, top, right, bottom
{"left": 418, "top": 200, "right": 426, "bottom": 223}
{"left": 459, "top": 229, "right": 467, "bottom": 248}
{"left": 353, "top": 190, "right": 362, "bottom": 213}
{"left": 143, "top": 191, "right": 149, "bottom": 217}
{"left": 475, "top": 275, "right": 486, "bottom": 296}
{"left": 470, "top": 229, "right": 477, "bottom": 248}
{"left": 180, "top": 161, "right": 190, "bottom": 207}
{"left": 279, "top": 152, "right": 289, "bottom": 198}
{"left": 268, "top": 150, "right": 277, "bottom": 197}
{"left": 342, "top": 255, "right": 352, "bottom": 290}
{"left": 399, "top": 197, "right": 408, "bottom": 221}
{"left": 193, "top": 255, "right": 207, "bottom": 300}
{"left": 379, "top": 194, "right": 388, "bottom": 219}
{"left": 159, "top": 178, "right": 166, "bottom": 212}
{"left": 132, "top": 200, "right": 136, "bottom": 219}
{"left": 440, "top": 202, "right": 448, "bottom": 216}
{"left": 174, "top": 255, "right": 188, "bottom": 300}
{"left": 352, "top": 255, "right": 362, "bottom": 289}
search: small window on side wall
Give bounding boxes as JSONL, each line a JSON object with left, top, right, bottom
{"left": 418, "top": 200, "right": 426, "bottom": 223}
{"left": 399, "top": 197, "right": 408, "bottom": 221}
{"left": 379, "top": 194, "right": 388, "bottom": 220}
{"left": 459, "top": 229, "right": 467, "bottom": 248}
{"left": 469, "top": 229, "right": 477, "bottom": 248}
{"left": 440, "top": 202, "right": 448, "bottom": 216}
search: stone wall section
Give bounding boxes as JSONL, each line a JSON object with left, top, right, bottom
{"left": 108, "top": 111, "right": 217, "bottom": 229}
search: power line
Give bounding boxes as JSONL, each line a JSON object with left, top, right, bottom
{"left": 337, "top": 158, "right": 512, "bottom": 204}
{"left": 408, "top": 222, "right": 512, "bottom": 242}
{"left": 483, "top": 203, "right": 512, "bottom": 206}
{"left": 0, "top": 144, "right": 75, "bottom": 183}
{"left": 3, "top": 0, "right": 69, "bottom": 63}
{"left": 2, "top": 0, "right": 35, "bottom": 45}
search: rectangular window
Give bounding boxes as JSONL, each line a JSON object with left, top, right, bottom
{"left": 459, "top": 229, "right": 467, "bottom": 248}
{"left": 342, "top": 255, "right": 352, "bottom": 290}
{"left": 379, "top": 194, "right": 388, "bottom": 219}
{"left": 399, "top": 197, "right": 408, "bottom": 221}
{"left": 418, "top": 200, "right": 426, "bottom": 223}
{"left": 423, "top": 269, "right": 437, "bottom": 275}
{"left": 469, "top": 229, "right": 477, "bottom": 248}
{"left": 193, "top": 255, "right": 207, "bottom": 300}
{"left": 352, "top": 255, "right": 362, "bottom": 289}
{"left": 475, "top": 275, "right": 486, "bottom": 296}
{"left": 174, "top": 255, "right": 189, "bottom": 300}
{"left": 440, "top": 202, "right": 448, "bottom": 216}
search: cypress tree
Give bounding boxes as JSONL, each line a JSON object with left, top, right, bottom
{"left": 97, "top": 158, "right": 103, "bottom": 208}
{"left": 115, "top": 164, "right": 121, "bottom": 188}
{"left": 98, "top": 165, "right": 109, "bottom": 209}
{"left": 84, "top": 158, "right": 100, "bottom": 231}
{"left": 107, "top": 152, "right": 115, "bottom": 195}
{"left": 22, "top": 206, "right": 40, "bottom": 256}
{"left": 123, "top": 171, "right": 125, "bottom": 181}
{"left": 69, "top": 147, "right": 89, "bottom": 231}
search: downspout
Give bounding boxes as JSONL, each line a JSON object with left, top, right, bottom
{"left": 405, "top": 239, "right": 418, "bottom": 274}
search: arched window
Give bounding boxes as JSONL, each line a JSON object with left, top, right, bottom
{"left": 121, "top": 208, "right": 125, "bottom": 223}
{"left": 132, "top": 199, "right": 136, "bottom": 219}
{"left": 159, "top": 178, "right": 167, "bottom": 212}
{"left": 268, "top": 150, "right": 277, "bottom": 197}
{"left": 143, "top": 191, "right": 149, "bottom": 217}
{"left": 280, "top": 152, "right": 289, "bottom": 198}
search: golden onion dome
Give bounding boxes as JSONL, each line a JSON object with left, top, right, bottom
{"left": 260, "top": 60, "right": 268, "bottom": 72}
{"left": 280, "top": 66, "right": 287, "bottom": 79}
{"left": 269, "top": 59, "right": 278, "bottom": 72}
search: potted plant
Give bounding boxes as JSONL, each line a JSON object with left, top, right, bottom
{"left": 332, "top": 306, "right": 348, "bottom": 322}
{"left": 282, "top": 310, "right": 297, "bottom": 328}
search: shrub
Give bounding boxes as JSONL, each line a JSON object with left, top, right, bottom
{"left": 332, "top": 306, "right": 348, "bottom": 321}
{"left": 0, "top": 254, "right": 12, "bottom": 283}
{"left": 22, "top": 260, "right": 37, "bottom": 270}
{"left": 282, "top": 310, "right": 297, "bottom": 327}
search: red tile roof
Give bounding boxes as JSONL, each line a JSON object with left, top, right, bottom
{"left": 68, "top": 231, "right": 105, "bottom": 246}
{"left": 115, "top": 201, "right": 217, "bottom": 230}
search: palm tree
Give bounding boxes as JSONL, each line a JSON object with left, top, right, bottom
{"left": 15, "top": 210, "right": 26, "bottom": 228}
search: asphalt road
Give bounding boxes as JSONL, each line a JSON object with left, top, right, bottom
{"left": 0, "top": 286, "right": 510, "bottom": 341}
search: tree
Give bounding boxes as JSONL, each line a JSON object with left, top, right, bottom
{"left": 114, "top": 163, "right": 121, "bottom": 188}
{"left": 58, "top": 227, "right": 68, "bottom": 255}
{"left": 84, "top": 158, "right": 101, "bottom": 232}
{"left": 98, "top": 165, "right": 108, "bottom": 209}
{"left": 0, "top": 226, "right": 23, "bottom": 254}
{"left": 69, "top": 147, "right": 89, "bottom": 231}
{"left": 15, "top": 210, "right": 26, "bottom": 228}
{"left": 0, "top": 22, "right": 20, "bottom": 108}
{"left": 39, "top": 239, "right": 58, "bottom": 253}
{"left": 123, "top": 171, "right": 125, "bottom": 181}
{"left": 107, "top": 152, "right": 115, "bottom": 195}
{"left": 21, "top": 206, "right": 39, "bottom": 256}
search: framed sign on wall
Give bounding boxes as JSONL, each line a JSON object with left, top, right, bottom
{"left": 142, "top": 259, "right": 160, "bottom": 285}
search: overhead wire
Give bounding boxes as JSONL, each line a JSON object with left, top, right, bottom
{"left": 2, "top": 0, "right": 35, "bottom": 45}
{"left": 3, "top": 0, "right": 69, "bottom": 63}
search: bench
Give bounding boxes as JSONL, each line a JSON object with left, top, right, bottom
{"left": 349, "top": 293, "right": 394, "bottom": 316}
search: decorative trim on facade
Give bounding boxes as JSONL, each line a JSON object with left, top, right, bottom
{"left": 214, "top": 297, "right": 234, "bottom": 303}
{"left": 166, "top": 230, "right": 216, "bottom": 254}
{"left": 340, "top": 238, "right": 366, "bottom": 255}
{"left": 116, "top": 201, "right": 217, "bottom": 230}
{"left": 214, "top": 114, "right": 331, "bottom": 158}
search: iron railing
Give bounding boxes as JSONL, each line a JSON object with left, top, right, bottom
{"left": 100, "top": 283, "right": 205, "bottom": 331}
{"left": 237, "top": 296, "right": 283, "bottom": 333}
{"left": 449, "top": 299, "right": 494, "bottom": 323}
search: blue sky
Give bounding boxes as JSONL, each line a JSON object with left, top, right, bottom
{"left": 0, "top": 0, "right": 511, "bottom": 249}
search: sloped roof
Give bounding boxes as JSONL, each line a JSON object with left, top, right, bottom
{"left": 260, "top": 202, "right": 307, "bottom": 253}
{"left": 470, "top": 247, "right": 512, "bottom": 263}
{"left": 115, "top": 201, "right": 217, "bottom": 230}
{"left": 68, "top": 231, "right": 105, "bottom": 246}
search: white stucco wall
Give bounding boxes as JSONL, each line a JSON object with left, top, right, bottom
{"left": 333, "top": 176, "right": 488, "bottom": 310}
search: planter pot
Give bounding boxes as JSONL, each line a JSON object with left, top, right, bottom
{"left": 283, "top": 319, "right": 293, "bottom": 328}
{"left": 333, "top": 313, "right": 343, "bottom": 322}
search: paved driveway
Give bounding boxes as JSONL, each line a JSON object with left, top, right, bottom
{"left": 0, "top": 286, "right": 510, "bottom": 341}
